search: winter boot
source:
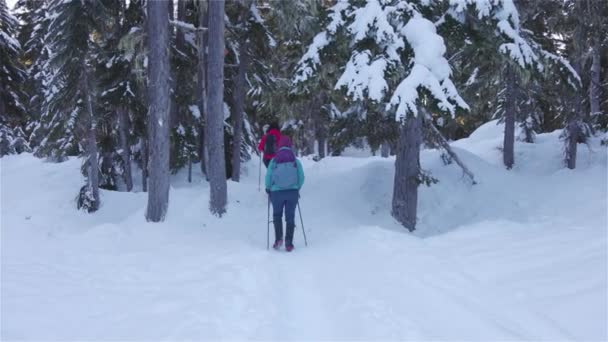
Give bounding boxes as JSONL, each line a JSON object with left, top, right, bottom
{"left": 273, "top": 218, "right": 283, "bottom": 249}
{"left": 285, "top": 223, "right": 295, "bottom": 252}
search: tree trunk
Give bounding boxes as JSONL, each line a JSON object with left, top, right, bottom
{"left": 380, "top": 141, "right": 390, "bottom": 158}
{"left": 207, "top": 0, "right": 227, "bottom": 216}
{"left": 391, "top": 113, "right": 422, "bottom": 232}
{"left": 118, "top": 106, "right": 133, "bottom": 191}
{"left": 145, "top": 0, "right": 171, "bottom": 222}
{"left": 231, "top": 38, "right": 249, "bottom": 182}
{"left": 188, "top": 155, "right": 192, "bottom": 183}
{"left": 169, "top": 0, "right": 186, "bottom": 129}
{"left": 141, "top": 136, "right": 148, "bottom": 192}
{"left": 566, "top": 76, "right": 584, "bottom": 170}
{"left": 522, "top": 116, "right": 535, "bottom": 143}
{"left": 197, "top": 0, "right": 209, "bottom": 178}
{"left": 565, "top": 27, "right": 585, "bottom": 170}
{"left": 565, "top": 119, "right": 580, "bottom": 169}
{"left": 82, "top": 68, "right": 100, "bottom": 212}
{"left": 0, "top": 82, "right": 5, "bottom": 121}
{"left": 503, "top": 64, "right": 516, "bottom": 169}
{"left": 589, "top": 37, "right": 601, "bottom": 118}
{"left": 318, "top": 137, "right": 326, "bottom": 159}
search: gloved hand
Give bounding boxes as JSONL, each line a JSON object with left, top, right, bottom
{"left": 265, "top": 188, "right": 270, "bottom": 195}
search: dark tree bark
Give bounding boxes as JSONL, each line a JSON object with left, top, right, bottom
{"left": 380, "top": 141, "right": 390, "bottom": 158}
{"left": 231, "top": 38, "right": 249, "bottom": 182}
{"left": 318, "top": 137, "right": 326, "bottom": 159}
{"left": 82, "top": 67, "right": 100, "bottom": 212}
{"left": 564, "top": 22, "right": 586, "bottom": 170}
{"left": 197, "top": 0, "right": 209, "bottom": 178}
{"left": 145, "top": 0, "right": 171, "bottom": 222}
{"left": 503, "top": 64, "right": 516, "bottom": 170}
{"left": 118, "top": 106, "right": 133, "bottom": 191}
{"left": 565, "top": 70, "right": 584, "bottom": 170}
{"left": 188, "top": 155, "right": 192, "bottom": 183}
{"left": 207, "top": 0, "right": 227, "bottom": 216}
{"left": 391, "top": 113, "right": 422, "bottom": 232}
{"left": 0, "top": 82, "right": 5, "bottom": 120}
{"left": 141, "top": 136, "right": 148, "bottom": 192}
{"left": 589, "top": 37, "right": 601, "bottom": 118}
{"left": 169, "top": 0, "right": 185, "bottom": 129}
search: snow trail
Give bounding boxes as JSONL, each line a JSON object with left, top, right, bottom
{"left": 2, "top": 122, "right": 606, "bottom": 340}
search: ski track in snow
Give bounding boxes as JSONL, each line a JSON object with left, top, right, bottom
{"left": 1, "top": 122, "right": 607, "bottom": 340}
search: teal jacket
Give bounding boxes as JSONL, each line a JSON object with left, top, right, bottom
{"left": 265, "top": 153, "right": 305, "bottom": 192}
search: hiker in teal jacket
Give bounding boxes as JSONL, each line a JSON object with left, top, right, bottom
{"left": 265, "top": 136, "right": 304, "bottom": 252}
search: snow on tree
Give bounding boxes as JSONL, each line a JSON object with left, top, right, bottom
{"left": 96, "top": 0, "right": 147, "bottom": 192}
{"left": 293, "top": 0, "right": 568, "bottom": 230}
{"left": 228, "top": 0, "right": 275, "bottom": 181}
{"left": 20, "top": 0, "right": 52, "bottom": 149}
{"left": 0, "top": 0, "right": 30, "bottom": 157}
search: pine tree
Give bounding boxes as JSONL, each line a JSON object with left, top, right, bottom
{"left": 169, "top": 0, "right": 200, "bottom": 179}
{"left": 21, "top": 0, "right": 51, "bottom": 149}
{"left": 227, "top": 0, "right": 273, "bottom": 180}
{"left": 294, "top": 0, "right": 560, "bottom": 230}
{"left": 96, "top": 0, "right": 146, "bottom": 192}
{"left": 0, "top": 0, "right": 30, "bottom": 157}
{"left": 14, "top": 0, "right": 42, "bottom": 140}
{"left": 36, "top": 0, "right": 113, "bottom": 212}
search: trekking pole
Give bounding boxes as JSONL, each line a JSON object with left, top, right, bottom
{"left": 267, "top": 195, "right": 270, "bottom": 250}
{"left": 258, "top": 154, "right": 262, "bottom": 192}
{"left": 297, "top": 202, "right": 308, "bottom": 247}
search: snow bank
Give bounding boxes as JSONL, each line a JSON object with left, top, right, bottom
{"left": 1, "top": 125, "right": 606, "bottom": 340}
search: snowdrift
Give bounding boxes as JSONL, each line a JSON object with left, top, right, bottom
{"left": 1, "top": 122, "right": 606, "bottom": 340}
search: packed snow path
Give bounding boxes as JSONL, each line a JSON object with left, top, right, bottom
{"left": 2, "top": 123, "right": 607, "bottom": 340}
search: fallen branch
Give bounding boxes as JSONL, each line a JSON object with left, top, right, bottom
{"left": 422, "top": 112, "right": 477, "bottom": 185}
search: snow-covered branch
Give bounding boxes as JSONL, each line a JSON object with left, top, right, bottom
{"left": 169, "top": 20, "right": 207, "bottom": 33}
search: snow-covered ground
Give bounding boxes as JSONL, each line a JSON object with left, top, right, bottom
{"left": 2, "top": 122, "right": 607, "bottom": 340}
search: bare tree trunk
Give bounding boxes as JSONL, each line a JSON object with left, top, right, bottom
{"left": 197, "top": 0, "right": 209, "bottom": 178}
{"left": 231, "top": 37, "right": 249, "bottom": 182}
{"left": 169, "top": 0, "right": 185, "bottom": 130}
{"left": 0, "top": 82, "right": 5, "bottom": 120}
{"left": 391, "top": 113, "right": 422, "bottom": 232}
{"left": 207, "top": 0, "right": 227, "bottom": 216}
{"left": 503, "top": 64, "right": 516, "bottom": 169}
{"left": 380, "top": 141, "right": 390, "bottom": 158}
{"left": 566, "top": 77, "right": 584, "bottom": 170}
{"left": 82, "top": 68, "right": 100, "bottom": 212}
{"left": 318, "top": 137, "right": 326, "bottom": 159}
{"left": 146, "top": 0, "right": 171, "bottom": 222}
{"left": 141, "top": 136, "right": 148, "bottom": 192}
{"left": 118, "top": 106, "right": 133, "bottom": 191}
{"left": 565, "top": 26, "right": 585, "bottom": 170}
{"left": 589, "top": 37, "right": 601, "bottom": 118}
{"left": 188, "top": 155, "right": 192, "bottom": 183}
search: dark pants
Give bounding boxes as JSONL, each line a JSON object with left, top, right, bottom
{"left": 270, "top": 189, "right": 298, "bottom": 246}
{"left": 263, "top": 158, "right": 271, "bottom": 168}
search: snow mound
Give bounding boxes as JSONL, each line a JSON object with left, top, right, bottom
{"left": 1, "top": 126, "right": 606, "bottom": 340}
